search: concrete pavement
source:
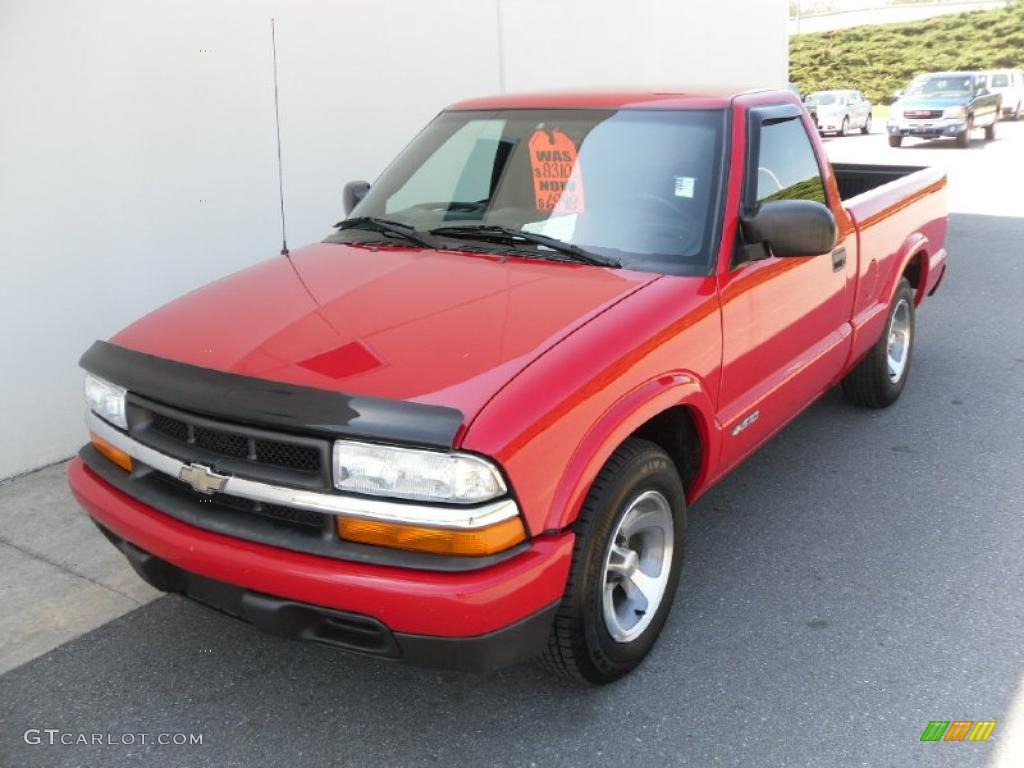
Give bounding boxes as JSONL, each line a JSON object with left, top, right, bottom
{"left": 0, "top": 462, "right": 159, "bottom": 674}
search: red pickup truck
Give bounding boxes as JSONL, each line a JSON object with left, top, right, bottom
{"left": 69, "top": 87, "right": 948, "bottom": 684}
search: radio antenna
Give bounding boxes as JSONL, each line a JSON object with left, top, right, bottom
{"left": 271, "top": 18, "right": 289, "bottom": 256}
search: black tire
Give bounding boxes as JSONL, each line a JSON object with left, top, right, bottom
{"left": 840, "top": 117, "right": 849, "bottom": 137}
{"left": 985, "top": 119, "right": 996, "bottom": 141}
{"left": 888, "top": 135, "right": 902, "bottom": 148}
{"left": 540, "top": 438, "right": 686, "bottom": 685}
{"left": 956, "top": 119, "right": 971, "bottom": 148}
{"left": 861, "top": 115, "right": 872, "bottom": 135}
{"left": 842, "top": 278, "right": 915, "bottom": 408}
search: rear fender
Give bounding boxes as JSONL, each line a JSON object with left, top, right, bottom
{"left": 886, "top": 232, "right": 931, "bottom": 307}
{"left": 545, "top": 372, "right": 718, "bottom": 532}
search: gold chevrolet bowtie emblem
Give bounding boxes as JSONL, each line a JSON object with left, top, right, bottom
{"left": 178, "top": 463, "right": 229, "bottom": 495}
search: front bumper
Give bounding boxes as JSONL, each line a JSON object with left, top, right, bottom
{"left": 68, "top": 458, "right": 574, "bottom": 670}
{"left": 887, "top": 119, "right": 966, "bottom": 138}
{"left": 816, "top": 114, "right": 846, "bottom": 132}
{"left": 95, "top": 521, "right": 559, "bottom": 673}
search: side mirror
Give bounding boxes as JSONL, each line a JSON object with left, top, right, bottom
{"left": 740, "top": 200, "right": 837, "bottom": 257}
{"left": 343, "top": 180, "right": 370, "bottom": 216}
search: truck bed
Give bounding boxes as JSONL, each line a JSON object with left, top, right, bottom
{"left": 832, "top": 162, "right": 928, "bottom": 201}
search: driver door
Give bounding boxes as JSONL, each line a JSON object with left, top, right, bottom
{"left": 715, "top": 105, "right": 854, "bottom": 474}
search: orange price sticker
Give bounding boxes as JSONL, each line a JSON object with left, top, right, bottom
{"left": 528, "top": 129, "right": 585, "bottom": 214}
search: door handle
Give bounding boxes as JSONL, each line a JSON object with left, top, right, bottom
{"left": 832, "top": 247, "right": 847, "bottom": 272}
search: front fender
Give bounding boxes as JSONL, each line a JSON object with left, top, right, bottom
{"left": 459, "top": 274, "right": 722, "bottom": 537}
{"left": 545, "top": 372, "right": 718, "bottom": 531}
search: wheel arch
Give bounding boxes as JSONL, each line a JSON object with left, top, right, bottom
{"left": 889, "top": 232, "right": 932, "bottom": 307}
{"left": 544, "top": 373, "right": 717, "bottom": 531}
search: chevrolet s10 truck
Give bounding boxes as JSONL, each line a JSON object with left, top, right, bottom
{"left": 70, "top": 87, "right": 948, "bottom": 684}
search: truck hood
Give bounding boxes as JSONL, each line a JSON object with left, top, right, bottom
{"left": 895, "top": 97, "right": 970, "bottom": 111}
{"left": 111, "top": 242, "right": 656, "bottom": 420}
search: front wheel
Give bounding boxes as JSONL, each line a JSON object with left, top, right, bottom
{"left": 841, "top": 278, "right": 915, "bottom": 408}
{"left": 861, "top": 115, "right": 872, "bottom": 135}
{"left": 840, "top": 116, "right": 850, "bottom": 136}
{"left": 985, "top": 119, "right": 996, "bottom": 141}
{"left": 541, "top": 438, "right": 686, "bottom": 684}
{"left": 956, "top": 119, "right": 972, "bottom": 148}
{"left": 888, "top": 135, "right": 902, "bottom": 147}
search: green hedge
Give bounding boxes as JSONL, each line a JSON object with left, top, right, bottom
{"left": 790, "top": 0, "right": 1024, "bottom": 104}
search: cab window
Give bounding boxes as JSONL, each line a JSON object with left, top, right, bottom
{"left": 752, "top": 117, "right": 827, "bottom": 206}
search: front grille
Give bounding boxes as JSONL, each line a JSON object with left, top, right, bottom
{"left": 212, "top": 494, "right": 326, "bottom": 531}
{"left": 254, "top": 440, "right": 321, "bottom": 472}
{"left": 129, "top": 394, "right": 330, "bottom": 492}
{"left": 193, "top": 424, "right": 249, "bottom": 459}
{"left": 149, "top": 412, "right": 321, "bottom": 472}
{"left": 121, "top": 394, "right": 335, "bottom": 541}
{"left": 256, "top": 503, "right": 326, "bottom": 528}
{"left": 151, "top": 412, "right": 188, "bottom": 442}
{"left": 904, "top": 110, "right": 943, "bottom": 120}
{"left": 154, "top": 472, "right": 328, "bottom": 533}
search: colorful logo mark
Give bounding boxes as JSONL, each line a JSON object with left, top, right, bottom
{"left": 920, "top": 720, "right": 997, "bottom": 742}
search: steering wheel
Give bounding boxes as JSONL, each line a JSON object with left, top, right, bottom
{"left": 620, "top": 192, "right": 703, "bottom": 254}
{"left": 757, "top": 167, "right": 784, "bottom": 194}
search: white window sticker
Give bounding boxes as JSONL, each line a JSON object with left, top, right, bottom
{"left": 522, "top": 213, "right": 578, "bottom": 242}
{"left": 674, "top": 176, "right": 696, "bottom": 198}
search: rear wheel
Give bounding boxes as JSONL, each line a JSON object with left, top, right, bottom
{"left": 541, "top": 438, "right": 686, "bottom": 684}
{"left": 840, "top": 117, "right": 850, "bottom": 137}
{"left": 888, "top": 135, "right": 902, "bottom": 148}
{"left": 842, "top": 278, "right": 915, "bottom": 408}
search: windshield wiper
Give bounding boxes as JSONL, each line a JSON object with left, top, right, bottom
{"left": 428, "top": 225, "right": 620, "bottom": 268}
{"left": 335, "top": 217, "right": 435, "bottom": 249}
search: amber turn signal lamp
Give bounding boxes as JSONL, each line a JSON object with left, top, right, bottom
{"left": 337, "top": 516, "right": 526, "bottom": 556}
{"left": 89, "top": 432, "right": 133, "bottom": 472}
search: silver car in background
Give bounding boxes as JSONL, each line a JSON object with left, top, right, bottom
{"left": 805, "top": 90, "right": 873, "bottom": 136}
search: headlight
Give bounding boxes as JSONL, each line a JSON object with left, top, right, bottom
{"left": 944, "top": 106, "right": 967, "bottom": 119}
{"left": 84, "top": 373, "right": 127, "bottom": 429}
{"left": 332, "top": 440, "right": 507, "bottom": 503}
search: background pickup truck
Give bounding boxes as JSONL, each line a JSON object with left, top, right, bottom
{"left": 69, "top": 87, "right": 948, "bottom": 685}
{"left": 887, "top": 70, "right": 1001, "bottom": 148}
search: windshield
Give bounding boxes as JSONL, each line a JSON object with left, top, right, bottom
{"left": 806, "top": 92, "right": 840, "bottom": 106}
{"left": 332, "top": 108, "right": 728, "bottom": 275}
{"left": 905, "top": 75, "right": 974, "bottom": 98}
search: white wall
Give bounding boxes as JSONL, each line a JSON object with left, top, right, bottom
{"left": 0, "top": 0, "right": 787, "bottom": 479}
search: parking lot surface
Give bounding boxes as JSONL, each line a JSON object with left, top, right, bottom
{"left": 1, "top": 123, "right": 1023, "bottom": 768}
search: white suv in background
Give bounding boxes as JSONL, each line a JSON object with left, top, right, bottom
{"left": 986, "top": 70, "right": 1024, "bottom": 120}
